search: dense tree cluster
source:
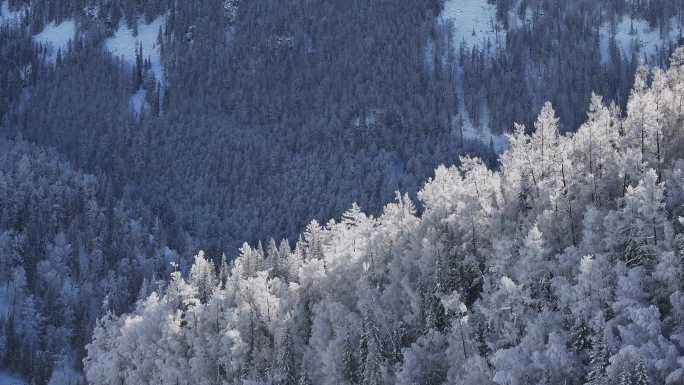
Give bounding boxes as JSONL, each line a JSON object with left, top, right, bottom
{"left": 4, "top": 0, "right": 683, "bottom": 258}
{"left": 0, "top": 16, "right": 43, "bottom": 124}
{"left": 2, "top": 0, "right": 476, "bottom": 257}
{"left": 0, "top": 139, "right": 180, "bottom": 384}
{"left": 85, "top": 49, "right": 684, "bottom": 385}
{"left": 3, "top": 1, "right": 684, "bottom": 382}
{"left": 464, "top": 0, "right": 684, "bottom": 134}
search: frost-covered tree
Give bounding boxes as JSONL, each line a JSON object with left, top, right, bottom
{"left": 84, "top": 48, "right": 684, "bottom": 385}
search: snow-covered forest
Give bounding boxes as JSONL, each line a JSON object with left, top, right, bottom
{"left": 84, "top": 51, "right": 684, "bottom": 384}
{"left": 0, "top": 139, "right": 180, "bottom": 383}
{"left": 1, "top": 0, "right": 684, "bottom": 383}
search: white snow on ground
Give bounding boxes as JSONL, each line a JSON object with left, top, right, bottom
{"left": 105, "top": 16, "right": 165, "bottom": 116}
{"left": 441, "top": 0, "right": 506, "bottom": 52}
{"left": 0, "top": 371, "right": 26, "bottom": 385}
{"left": 130, "top": 88, "right": 148, "bottom": 115}
{"left": 0, "top": 0, "right": 24, "bottom": 27}
{"left": 105, "top": 16, "right": 165, "bottom": 83}
{"left": 48, "top": 358, "right": 82, "bottom": 385}
{"left": 34, "top": 20, "right": 76, "bottom": 62}
{"left": 600, "top": 16, "right": 681, "bottom": 64}
{"left": 441, "top": 0, "right": 509, "bottom": 153}
{"left": 453, "top": 67, "right": 509, "bottom": 153}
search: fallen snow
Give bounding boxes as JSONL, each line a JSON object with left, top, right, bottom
{"left": 441, "top": 0, "right": 506, "bottom": 52}
{"left": 441, "top": 0, "right": 509, "bottom": 153}
{"left": 34, "top": 20, "right": 76, "bottom": 62}
{"left": 48, "top": 359, "right": 81, "bottom": 385}
{"left": 501, "top": 276, "right": 518, "bottom": 292}
{"left": 453, "top": 68, "right": 509, "bottom": 153}
{"left": 600, "top": 16, "right": 682, "bottom": 65}
{"left": 0, "top": 0, "right": 24, "bottom": 27}
{"left": 105, "top": 16, "right": 165, "bottom": 84}
{"left": 0, "top": 371, "right": 26, "bottom": 385}
{"left": 105, "top": 16, "right": 165, "bottom": 116}
{"left": 130, "top": 88, "right": 148, "bottom": 116}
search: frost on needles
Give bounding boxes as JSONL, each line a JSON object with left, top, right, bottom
{"left": 84, "top": 49, "right": 684, "bottom": 385}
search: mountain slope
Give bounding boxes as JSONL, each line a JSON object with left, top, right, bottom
{"left": 84, "top": 48, "right": 684, "bottom": 385}
{"left": 0, "top": 139, "right": 179, "bottom": 384}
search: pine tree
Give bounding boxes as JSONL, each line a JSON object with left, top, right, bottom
{"left": 298, "top": 362, "right": 313, "bottom": 385}
{"left": 362, "top": 330, "right": 383, "bottom": 385}
{"left": 421, "top": 277, "right": 447, "bottom": 332}
{"left": 268, "top": 238, "right": 282, "bottom": 278}
{"left": 3, "top": 316, "right": 18, "bottom": 369}
{"left": 189, "top": 251, "right": 216, "bottom": 303}
{"left": 586, "top": 329, "right": 609, "bottom": 385}
{"left": 342, "top": 331, "right": 359, "bottom": 384}
{"left": 304, "top": 221, "right": 325, "bottom": 261}
{"left": 619, "top": 368, "right": 631, "bottom": 385}
{"left": 278, "top": 239, "right": 292, "bottom": 282}
{"left": 218, "top": 253, "right": 230, "bottom": 289}
{"left": 617, "top": 169, "right": 668, "bottom": 267}
{"left": 133, "top": 43, "right": 144, "bottom": 91}
{"left": 571, "top": 318, "right": 591, "bottom": 352}
{"left": 275, "top": 329, "right": 297, "bottom": 385}
{"left": 359, "top": 320, "right": 369, "bottom": 379}
{"left": 532, "top": 102, "right": 561, "bottom": 180}
{"left": 634, "top": 359, "right": 650, "bottom": 385}
{"left": 677, "top": 233, "right": 684, "bottom": 290}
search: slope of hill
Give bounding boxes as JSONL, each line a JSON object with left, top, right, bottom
{"left": 1, "top": 2, "right": 684, "bottom": 382}
{"left": 84, "top": 47, "right": 684, "bottom": 385}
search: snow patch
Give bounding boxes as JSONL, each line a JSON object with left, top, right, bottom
{"left": 34, "top": 20, "right": 76, "bottom": 62}
{"left": 106, "top": 16, "right": 165, "bottom": 114}
{"left": 579, "top": 255, "right": 594, "bottom": 274}
{"left": 500, "top": 276, "right": 518, "bottom": 292}
{"left": 130, "top": 88, "right": 148, "bottom": 116}
{"left": 105, "top": 16, "right": 165, "bottom": 84}
{"left": 46, "top": 366, "right": 80, "bottom": 385}
{"left": 453, "top": 68, "right": 509, "bottom": 153}
{"left": 352, "top": 109, "right": 383, "bottom": 128}
{"left": 600, "top": 16, "right": 681, "bottom": 65}
{"left": 0, "top": 0, "right": 24, "bottom": 27}
{"left": 0, "top": 371, "right": 26, "bottom": 385}
{"left": 441, "top": 0, "right": 506, "bottom": 52}
{"left": 440, "top": 0, "right": 509, "bottom": 153}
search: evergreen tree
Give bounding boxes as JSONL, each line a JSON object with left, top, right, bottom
{"left": 586, "top": 329, "right": 609, "bottom": 385}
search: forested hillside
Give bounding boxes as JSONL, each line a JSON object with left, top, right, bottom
{"left": 84, "top": 49, "right": 684, "bottom": 385}
{"left": 459, "top": 0, "right": 684, "bottom": 134}
{"left": 0, "top": 139, "right": 182, "bottom": 384}
{"left": 1, "top": 0, "right": 684, "bottom": 383}
{"left": 2, "top": 0, "right": 466, "bottom": 256}
{"left": 2, "top": 0, "right": 681, "bottom": 256}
